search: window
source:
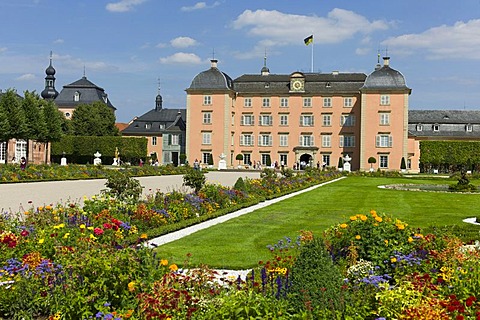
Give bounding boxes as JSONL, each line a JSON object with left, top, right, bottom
{"left": 261, "top": 154, "right": 271, "bottom": 165}
{"left": 74, "top": 91, "right": 80, "bottom": 102}
{"left": 300, "top": 135, "right": 314, "bottom": 147}
{"left": 145, "top": 123, "right": 151, "bottom": 129}
{"left": 231, "top": 133, "right": 234, "bottom": 146}
{"left": 280, "top": 97, "right": 289, "bottom": 108}
{"left": 203, "top": 95, "right": 212, "bottom": 105}
{"left": 152, "top": 136, "right": 157, "bottom": 146}
{"left": 322, "top": 154, "right": 331, "bottom": 166}
{"left": 380, "top": 95, "right": 390, "bottom": 105}
{"left": 258, "top": 134, "right": 272, "bottom": 146}
{"left": 344, "top": 97, "right": 353, "bottom": 107}
{"left": 279, "top": 114, "right": 289, "bottom": 126}
{"left": 159, "top": 124, "right": 165, "bottom": 129}
{"left": 379, "top": 112, "right": 390, "bottom": 125}
{"left": 171, "top": 134, "right": 179, "bottom": 146}
{"left": 244, "top": 98, "right": 252, "bottom": 108}
{"left": 202, "top": 132, "right": 212, "bottom": 145}
{"left": 301, "top": 115, "right": 314, "bottom": 126}
{"left": 240, "top": 134, "right": 254, "bottom": 146}
{"left": 241, "top": 114, "right": 254, "bottom": 126}
{"left": 243, "top": 153, "right": 251, "bottom": 165}
{"left": 0, "top": 142, "right": 5, "bottom": 163}
{"left": 323, "top": 97, "right": 332, "bottom": 107}
{"left": 466, "top": 124, "right": 473, "bottom": 132}
{"left": 279, "top": 134, "right": 288, "bottom": 147}
{"left": 340, "top": 114, "right": 356, "bottom": 127}
{"left": 379, "top": 155, "right": 389, "bottom": 168}
{"left": 280, "top": 154, "right": 288, "bottom": 166}
{"left": 203, "top": 112, "right": 212, "bottom": 124}
{"left": 260, "top": 114, "right": 273, "bottom": 126}
{"left": 433, "top": 124, "right": 440, "bottom": 132}
{"left": 64, "top": 112, "right": 71, "bottom": 118}
{"left": 321, "top": 134, "right": 331, "bottom": 148}
{"left": 202, "top": 152, "right": 211, "bottom": 164}
{"left": 303, "top": 97, "right": 312, "bottom": 108}
{"left": 262, "top": 98, "right": 270, "bottom": 107}
{"left": 376, "top": 134, "right": 393, "bottom": 148}
{"left": 15, "top": 140, "right": 27, "bottom": 160}
{"left": 416, "top": 124, "right": 423, "bottom": 131}
{"left": 322, "top": 114, "right": 332, "bottom": 126}
{"left": 231, "top": 113, "right": 235, "bottom": 125}
{"left": 339, "top": 135, "right": 355, "bottom": 147}
{"left": 163, "top": 152, "right": 171, "bottom": 163}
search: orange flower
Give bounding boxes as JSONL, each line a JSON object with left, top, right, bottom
{"left": 140, "top": 233, "right": 148, "bottom": 239}
{"left": 127, "top": 281, "right": 135, "bottom": 292}
{"left": 349, "top": 216, "right": 357, "bottom": 221}
{"left": 375, "top": 216, "right": 383, "bottom": 223}
{"left": 355, "top": 235, "right": 361, "bottom": 240}
{"left": 160, "top": 259, "right": 168, "bottom": 266}
{"left": 340, "top": 223, "right": 348, "bottom": 229}
{"left": 169, "top": 264, "right": 179, "bottom": 272}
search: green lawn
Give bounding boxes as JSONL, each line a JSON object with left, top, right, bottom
{"left": 155, "top": 176, "right": 480, "bottom": 269}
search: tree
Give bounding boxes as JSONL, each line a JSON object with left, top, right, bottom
{"left": 368, "top": 156, "right": 376, "bottom": 170}
{"left": 235, "top": 153, "right": 244, "bottom": 166}
{"left": 183, "top": 167, "right": 206, "bottom": 193}
{"left": 400, "top": 157, "right": 407, "bottom": 171}
{"left": 71, "top": 101, "right": 119, "bottom": 136}
{"left": 41, "top": 100, "right": 64, "bottom": 163}
{"left": 0, "top": 89, "right": 28, "bottom": 161}
{"left": 338, "top": 157, "right": 344, "bottom": 170}
{"left": 22, "top": 91, "right": 47, "bottom": 142}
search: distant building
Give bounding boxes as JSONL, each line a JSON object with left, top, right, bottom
{"left": 122, "top": 90, "right": 186, "bottom": 166}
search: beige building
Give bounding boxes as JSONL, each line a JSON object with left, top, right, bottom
{"left": 186, "top": 57, "right": 414, "bottom": 171}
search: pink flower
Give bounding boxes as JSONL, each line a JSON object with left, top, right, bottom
{"left": 94, "top": 228, "right": 104, "bottom": 235}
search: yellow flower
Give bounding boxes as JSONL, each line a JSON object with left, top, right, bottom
{"left": 340, "top": 223, "right": 348, "bottom": 229}
{"left": 355, "top": 235, "right": 361, "bottom": 240}
{"left": 53, "top": 223, "right": 65, "bottom": 229}
{"left": 384, "top": 239, "right": 388, "bottom": 246}
{"left": 24, "top": 211, "right": 30, "bottom": 216}
{"left": 375, "top": 216, "right": 382, "bottom": 223}
{"left": 169, "top": 264, "right": 179, "bottom": 272}
{"left": 38, "top": 238, "right": 45, "bottom": 244}
{"left": 45, "top": 205, "right": 52, "bottom": 210}
{"left": 63, "top": 233, "right": 70, "bottom": 239}
{"left": 359, "top": 215, "right": 367, "bottom": 221}
{"left": 87, "top": 226, "right": 94, "bottom": 230}
{"left": 390, "top": 257, "right": 397, "bottom": 263}
{"left": 370, "top": 210, "right": 377, "bottom": 216}
{"left": 140, "top": 233, "right": 148, "bottom": 239}
{"left": 396, "top": 224, "right": 405, "bottom": 230}
{"left": 408, "top": 237, "right": 413, "bottom": 243}
{"left": 160, "top": 259, "right": 169, "bottom": 266}
{"left": 127, "top": 281, "right": 135, "bottom": 292}
{"left": 349, "top": 216, "right": 357, "bottom": 221}
{"left": 79, "top": 224, "right": 86, "bottom": 229}
{"left": 38, "top": 206, "right": 44, "bottom": 211}
{"left": 89, "top": 234, "right": 97, "bottom": 240}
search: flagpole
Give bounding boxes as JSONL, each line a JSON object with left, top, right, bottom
{"left": 311, "top": 34, "right": 314, "bottom": 72}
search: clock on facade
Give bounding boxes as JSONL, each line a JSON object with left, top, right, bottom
{"left": 292, "top": 79, "right": 304, "bottom": 91}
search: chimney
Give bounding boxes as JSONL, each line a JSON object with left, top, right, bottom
{"left": 332, "top": 70, "right": 339, "bottom": 76}
{"left": 210, "top": 59, "right": 218, "bottom": 68}
{"left": 383, "top": 56, "right": 390, "bottom": 67}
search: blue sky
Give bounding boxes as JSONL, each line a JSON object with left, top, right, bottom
{"left": 1, "top": 0, "right": 480, "bottom": 122}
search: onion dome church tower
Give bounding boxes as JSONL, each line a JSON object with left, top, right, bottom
{"left": 41, "top": 51, "right": 59, "bottom": 100}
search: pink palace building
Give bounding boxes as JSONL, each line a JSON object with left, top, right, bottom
{"left": 186, "top": 56, "right": 419, "bottom": 172}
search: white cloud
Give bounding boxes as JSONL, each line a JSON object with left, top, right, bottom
{"left": 53, "top": 38, "right": 64, "bottom": 44}
{"left": 16, "top": 73, "right": 35, "bottom": 81}
{"left": 159, "top": 52, "right": 202, "bottom": 65}
{"left": 232, "top": 8, "right": 389, "bottom": 47}
{"left": 181, "top": 1, "right": 221, "bottom": 12}
{"left": 0, "top": 47, "right": 7, "bottom": 53}
{"left": 170, "top": 37, "right": 198, "bottom": 48}
{"left": 382, "top": 19, "right": 480, "bottom": 60}
{"left": 53, "top": 53, "right": 119, "bottom": 73}
{"left": 155, "top": 43, "right": 167, "bottom": 48}
{"left": 106, "top": 0, "right": 147, "bottom": 13}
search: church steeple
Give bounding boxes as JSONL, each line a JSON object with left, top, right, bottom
{"left": 41, "top": 51, "right": 59, "bottom": 100}
{"left": 155, "top": 79, "right": 163, "bottom": 111}
{"left": 261, "top": 49, "right": 270, "bottom": 76}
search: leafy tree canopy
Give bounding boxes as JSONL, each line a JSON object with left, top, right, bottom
{"left": 71, "top": 101, "right": 119, "bottom": 136}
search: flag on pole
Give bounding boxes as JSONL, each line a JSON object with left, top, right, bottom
{"left": 304, "top": 34, "right": 313, "bottom": 46}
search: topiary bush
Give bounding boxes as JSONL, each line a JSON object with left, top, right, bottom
{"left": 103, "top": 170, "right": 143, "bottom": 203}
{"left": 233, "top": 177, "right": 246, "bottom": 191}
{"left": 287, "top": 236, "right": 347, "bottom": 316}
{"left": 183, "top": 166, "right": 206, "bottom": 193}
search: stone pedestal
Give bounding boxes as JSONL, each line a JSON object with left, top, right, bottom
{"left": 60, "top": 157, "right": 67, "bottom": 166}
{"left": 218, "top": 153, "right": 227, "bottom": 170}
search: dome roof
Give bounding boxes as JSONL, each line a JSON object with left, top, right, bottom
{"left": 362, "top": 57, "right": 409, "bottom": 90}
{"left": 46, "top": 62, "right": 56, "bottom": 76}
{"left": 188, "top": 60, "right": 234, "bottom": 90}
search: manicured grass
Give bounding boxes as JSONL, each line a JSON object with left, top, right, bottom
{"left": 155, "top": 176, "right": 480, "bottom": 269}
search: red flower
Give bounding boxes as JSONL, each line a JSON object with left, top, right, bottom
{"left": 103, "top": 223, "right": 112, "bottom": 229}
{"left": 94, "top": 228, "right": 104, "bottom": 235}
{"left": 467, "top": 296, "right": 477, "bottom": 307}
{"left": 20, "top": 230, "right": 29, "bottom": 237}
{"left": 456, "top": 315, "right": 465, "bottom": 320}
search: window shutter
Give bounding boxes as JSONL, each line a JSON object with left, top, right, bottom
{"left": 240, "top": 135, "right": 244, "bottom": 146}
{"left": 258, "top": 135, "right": 262, "bottom": 146}
{"left": 339, "top": 136, "right": 344, "bottom": 147}
{"left": 251, "top": 115, "right": 254, "bottom": 125}
{"left": 269, "top": 135, "right": 273, "bottom": 146}
{"left": 310, "top": 136, "right": 314, "bottom": 146}
{"left": 241, "top": 116, "right": 244, "bottom": 125}
{"left": 311, "top": 116, "right": 314, "bottom": 126}
{"left": 376, "top": 135, "right": 380, "bottom": 147}
{"left": 168, "top": 134, "right": 172, "bottom": 145}
{"left": 269, "top": 116, "right": 273, "bottom": 126}
{"left": 389, "top": 135, "right": 393, "bottom": 147}
{"left": 251, "top": 135, "right": 254, "bottom": 146}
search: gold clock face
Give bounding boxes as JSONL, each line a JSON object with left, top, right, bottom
{"left": 292, "top": 80, "right": 303, "bottom": 90}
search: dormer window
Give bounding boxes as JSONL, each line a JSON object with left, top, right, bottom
{"left": 416, "top": 124, "right": 423, "bottom": 131}
{"left": 102, "top": 94, "right": 108, "bottom": 103}
{"left": 159, "top": 124, "right": 165, "bottom": 129}
{"left": 326, "top": 82, "right": 331, "bottom": 88}
{"left": 466, "top": 124, "right": 473, "bottom": 132}
{"left": 264, "top": 82, "right": 270, "bottom": 88}
{"left": 145, "top": 123, "right": 151, "bottom": 129}
{"left": 433, "top": 124, "right": 440, "bottom": 132}
{"left": 74, "top": 91, "right": 80, "bottom": 102}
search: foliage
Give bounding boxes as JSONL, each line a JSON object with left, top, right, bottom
{"left": 233, "top": 177, "right": 246, "bottom": 191}
{"left": 183, "top": 166, "right": 206, "bottom": 192}
{"left": 260, "top": 167, "right": 276, "bottom": 179}
{"left": 103, "top": 170, "right": 143, "bottom": 203}
{"left": 401, "top": 157, "right": 407, "bottom": 170}
{"left": 71, "top": 101, "right": 119, "bottom": 136}
{"left": 449, "top": 171, "right": 478, "bottom": 192}
{"left": 338, "top": 156, "right": 344, "bottom": 169}
{"left": 179, "top": 153, "right": 187, "bottom": 165}
{"left": 368, "top": 156, "right": 377, "bottom": 164}
{"left": 420, "top": 140, "right": 480, "bottom": 171}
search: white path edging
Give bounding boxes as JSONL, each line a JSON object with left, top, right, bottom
{"left": 145, "top": 176, "right": 346, "bottom": 248}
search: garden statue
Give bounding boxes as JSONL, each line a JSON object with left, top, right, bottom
{"left": 218, "top": 153, "right": 227, "bottom": 170}
{"left": 113, "top": 147, "right": 119, "bottom": 166}
{"left": 93, "top": 151, "right": 102, "bottom": 165}
{"left": 343, "top": 154, "right": 351, "bottom": 172}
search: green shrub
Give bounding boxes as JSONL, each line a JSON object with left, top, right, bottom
{"left": 103, "top": 170, "right": 143, "bottom": 203}
{"left": 233, "top": 177, "right": 246, "bottom": 191}
{"left": 288, "top": 236, "right": 347, "bottom": 315}
{"left": 183, "top": 167, "right": 206, "bottom": 193}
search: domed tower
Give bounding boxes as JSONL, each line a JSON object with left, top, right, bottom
{"left": 185, "top": 59, "right": 235, "bottom": 166}
{"left": 41, "top": 51, "right": 59, "bottom": 100}
{"left": 155, "top": 82, "right": 163, "bottom": 111}
{"left": 359, "top": 56, "right": 411, "bottom": 171}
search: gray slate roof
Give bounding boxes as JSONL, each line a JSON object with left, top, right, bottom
{"left": 234, "top": 73, "right": 366, "bottom": 95}
{"left": 362, "top": 60, "right": 409, "bottom": 91}
{"left": 188, "top": 65, "right": 234, "bottom": 91}
{"left": 409, "top": 110, "right": 480, "bottom": 124}
{"left": 54, "top": 76, "right": 116, "bottom": 110}
{"left": 122, "top": 108, "right": 186, "bottom": 136}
